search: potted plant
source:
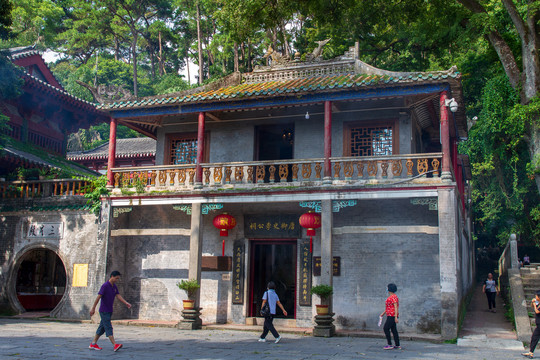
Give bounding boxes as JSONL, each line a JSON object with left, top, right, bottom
{"left": 38, "top": 167, "right": 49, "bottom": 180}
{"left": 310, "top": 284, "right": 333, "bottom": 315}
{"left": 176, "top": 279, "right": 200, "bottom": 310}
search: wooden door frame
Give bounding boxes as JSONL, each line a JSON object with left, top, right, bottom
{"left": 248, "top": 238, "right": 297, "bottom": 319}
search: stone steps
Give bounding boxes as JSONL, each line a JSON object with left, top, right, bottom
{"left": 520, "top": 267, "right": 540, "bottom": 326}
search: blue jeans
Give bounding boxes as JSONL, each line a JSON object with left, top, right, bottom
{"left": 96, "top": 312, "right": 113, "bottom": 337}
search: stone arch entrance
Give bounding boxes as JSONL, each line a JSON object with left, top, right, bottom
{"left": 14, "top": 248, "right": 67, "bottom": 312}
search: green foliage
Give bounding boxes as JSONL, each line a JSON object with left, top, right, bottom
{"left": 0, "top": 0, "right": 13, "bottom": 40}
{"left": 462, "top": 75, "right": 540, "bottom": 245}
{"left": 176, "top": 279, "right": 200, "bottom": 299}
{"left": 0, "top": 52, "right": 24, "bottom": 100}
{"left": 310, "top": 284, "right": 333, "bottom": 300}
{"left": 152, "top": 74, "right": 189, "bottom": 95}
{"left": 83, "top": 175, "right": 109, "bottom": 216}
{"left": 133, "top": 176, "right": 146, "bottom": 194}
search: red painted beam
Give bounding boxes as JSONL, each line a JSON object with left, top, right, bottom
{"left": 107, "top": 117, "right": 117, "bottom": 186}
{"left": 195, "top": 112, "right": 206, "bottom": 184}
{"left": 324, "top": 101, "right": 332, "bottom": 179}
{"left": 439, "top": 92, "right": 451, "bottom": 176}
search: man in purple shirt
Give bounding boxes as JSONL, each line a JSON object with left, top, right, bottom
{"left": 89, "top": 271, "right": 131, "bottom": 352}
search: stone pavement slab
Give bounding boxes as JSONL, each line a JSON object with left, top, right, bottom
{"left": 0, "top": 318, "right": 529, "bottom": 360}
{"left": 458, "top": 284, "right": 524, "bottom": 351}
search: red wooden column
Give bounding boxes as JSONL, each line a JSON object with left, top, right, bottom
{"left": 439, "top": 91, "right": 451, "bottom": 181}
{"left": 106, "top": 117, "right": 117, "bottom": 186}
{"left": 195, "top": 112, "right": 205, "bottom": 188}
{"left": 323, "top": 101, "right": 332, "bottom": 183}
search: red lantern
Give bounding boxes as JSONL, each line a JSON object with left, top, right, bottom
{"left": 213, "top": 213, "right": 236, "bottom": 256}
{"left": 299, "top": 211, "right": 321, "bottom": 253}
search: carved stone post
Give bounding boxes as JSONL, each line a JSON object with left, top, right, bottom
{"left": 179, "top": 202, "right": 203, "bottom": 329}
{"left": 314, "top": 199, "right": 335, "bottom": 337}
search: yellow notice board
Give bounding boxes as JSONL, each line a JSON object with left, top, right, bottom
{"left": 73, "top": 264, "right": 89, "bottom": 287}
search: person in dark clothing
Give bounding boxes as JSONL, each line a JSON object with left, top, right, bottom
{"left": 258, "top": 281, "right": 288, "bottom": 343}
{"left": 380, "top": 283, "right": 400, "bottom": 350}
{"left": 89, "top": 271, "right": 131, "bottom": 352}
{"left": 482, "top": 273, "right": 499, "bottom": 313}
{"left": 522, "top": 290, "right": 540, "bottom": 358}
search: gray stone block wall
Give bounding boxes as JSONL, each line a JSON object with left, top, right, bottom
{"left": 0, "top": 206, "right": 106, "bottom": 319}
{"left": 106, "top": 195, "right": 466, "bottom": 336}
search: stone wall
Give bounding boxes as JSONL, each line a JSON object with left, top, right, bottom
{"left": 0, "top": 198, "right": 108, "bottom": 319}
{"left": 109, "top": 197, "right": 448, "bottom": 334}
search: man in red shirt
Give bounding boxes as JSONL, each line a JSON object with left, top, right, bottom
{"left": 380, "top": 283, "right": 400, "bottom": 350}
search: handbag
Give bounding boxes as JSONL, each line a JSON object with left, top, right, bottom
{"left": 260, "top": 292, "right": 271, "bottom": 317}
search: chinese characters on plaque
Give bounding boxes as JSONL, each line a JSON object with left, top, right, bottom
{"left": 244, "top": 215, "right": 302, "bottom": 238}
{"left": 27, "top": 222, "right": 63, "bottom": 239}
{"left": 232, "top": 241, "right": 244, "bottom": 304}
{"left": 313, "top": 257, "right": 341, "bottom": 276}
{"left": 299, "top": 240, "right": 312, "bottom": 306}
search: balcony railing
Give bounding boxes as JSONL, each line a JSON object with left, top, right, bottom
{"left": 111, "top": 153, "right": 443, "bottom": 191}
{"left": 0, "top": 179, "right": 92, "bottom": 199}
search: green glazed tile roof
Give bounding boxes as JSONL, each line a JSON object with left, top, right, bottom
{"left": 98, "top": 71, "right": 460, "bottom": 111}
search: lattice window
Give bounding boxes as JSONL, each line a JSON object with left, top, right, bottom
{"left": 170, "top": 137, "right": 198, "bottom": 164}
{"left": 348, "top": 124, "right": 393, "bottom": 156}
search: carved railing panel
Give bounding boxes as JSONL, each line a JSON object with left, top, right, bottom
{"left": 0, "top": 179, "right": 91, "bottom": 199}
{"left": 108, "top": 153, "right": 444, "bottom": 192}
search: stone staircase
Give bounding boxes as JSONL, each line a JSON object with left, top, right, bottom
{"left": 520, "top": 265, "right": 540, "bottom": 327}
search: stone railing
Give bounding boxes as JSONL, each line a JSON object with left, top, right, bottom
{"left": 111, "top": 153, "right": 443, "bottom": 191}
{"left": 0, "top": 179, "right": 92, "bottom": 199}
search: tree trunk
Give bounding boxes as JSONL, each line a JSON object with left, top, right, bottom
{"left": 247, "top": 38, "right": 252, "bottom": 72}
{"left": 281, "top": 21, "right": 290, "bottom": 59}
{"left": 150, "top": 46, "right": 156, "bottom": 80}
{"left": 186, "top": 56, "right": 191, "bottom": 86}
{"left": 196, "top": 1, "right": 203, "bottom": 85}
{"left": 94, "top": 51, "right": 99, "bottom": 87}
{"left": 115, "top": 37, "right": 119, "bottom": 61}
{"left": 233, "top": 42, "right": 239, "bottom": 72}
{"left": 159, "top": 31, "right": 165, "bottom": 76}
{"left": 132, "top": 34, "right": 138, "bottom": 98}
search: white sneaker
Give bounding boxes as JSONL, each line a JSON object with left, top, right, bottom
{"left": 258, "top": 338, "right": 266, "bottom": 342}
{"left": 275, "top": 336, "right": 281, "bottom": 344}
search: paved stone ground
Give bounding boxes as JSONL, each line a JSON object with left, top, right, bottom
{"left": 0, "top": 318, "right": 529, "bottom": 360}
{"left": 458, "top": 285, "right": 525, "bottom": 351}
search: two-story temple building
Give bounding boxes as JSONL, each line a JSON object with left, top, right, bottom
{"left": 0, "top": 43, "right": 472, "bottom": 340}
{"left": 96, "top": 43, "right": 472, "bottom": 339}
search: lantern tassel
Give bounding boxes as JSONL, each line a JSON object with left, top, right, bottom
{"left": 310, "top": 236, "right": 313, "bottom": 253}
{"left": 222, "top": 239, "right": 225, "bottom": 257}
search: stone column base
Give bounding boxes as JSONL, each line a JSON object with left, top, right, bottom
{"left": 313, "top": 313, "right": 336, "bottom": 337}
{"left": 178, "top": 308, "right": 202, "bottom": 330}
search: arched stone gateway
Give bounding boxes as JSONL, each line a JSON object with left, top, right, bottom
{"left": 13, "top": 248, "right": 67, "bottom": 313}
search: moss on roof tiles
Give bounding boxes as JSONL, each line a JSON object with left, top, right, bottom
{"left": 101, "top": 70, "right": 459, "bottom": 110}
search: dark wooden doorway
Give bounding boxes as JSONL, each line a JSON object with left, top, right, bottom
{"left": 249, "top": 239, "right": 296, "bottom": 318}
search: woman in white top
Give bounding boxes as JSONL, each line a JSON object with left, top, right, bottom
{"left": 482, "top": 273, "right": 499, "bottom": 313}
